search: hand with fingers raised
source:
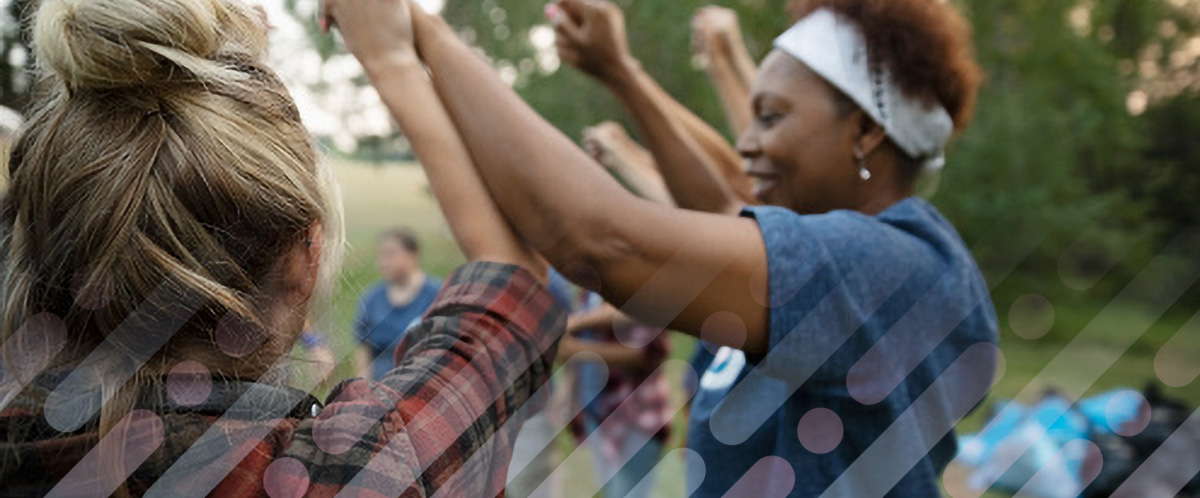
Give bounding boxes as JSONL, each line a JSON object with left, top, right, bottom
{"left": 582, "top": 122, "right": 675, "bottom": 206}
{"left": 548, "top": 0, "right": 637, "bottom": 84}
{"left": 691, "top": 5, "right": 756, "bottom": 86}
{"left": 691, "top": 6, "right": 737, "bottom": 66}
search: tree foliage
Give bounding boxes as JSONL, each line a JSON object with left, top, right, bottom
{"left": 1, "top": 0, "right": 34, "bottom": 110}
{"left": 440, "top": 0, "right": 791, "bottom": 144}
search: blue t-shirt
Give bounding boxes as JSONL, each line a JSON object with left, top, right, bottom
{"left": 544, "top": 268, "right": 579, "bottom": 311}
{"left": 687, "top": 198, "right": 999, "bottom": 498}
{"left": 354, "top": 277, "right": 442, "bottom": 380}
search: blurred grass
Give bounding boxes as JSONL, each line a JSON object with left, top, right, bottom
{"left": 312, "top": 159, "right": 1199, "bottom": 498}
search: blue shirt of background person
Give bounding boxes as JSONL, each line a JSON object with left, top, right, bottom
{"left": 544, "top": 268, "right": 579, "bottom": 312}
{"left": 354, "top": 227, "right": 443, "bottom": 381}
{"left": 354, "top": 279, "right": 441, "bottom": 380}
{"left": 686, "top": 199, "right": 999, "bottom": 498}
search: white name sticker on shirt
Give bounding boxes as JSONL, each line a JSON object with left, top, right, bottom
{"left": 700, "top": 347, "right": 746, "bottom": 392}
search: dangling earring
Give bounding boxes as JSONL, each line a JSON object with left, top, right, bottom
{"left": 854, "top": 146, "right": 871, "bottom": 181}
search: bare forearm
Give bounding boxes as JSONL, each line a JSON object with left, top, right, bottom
{"left": 604, "top": 62, "right": 745, "bottom": 214}
{"left": 595, "top": 138, "right": 675, "bottom": 206}
{"left": 664, "top": 95, "right": 755, "bottom": 205}
{"left": 364, "top": 54, "right": 540, "bottom": 273}
{"left": 618, "top": 164, "right": 675, "bottom": 206}
{"left": 559, "top": 337, "right": 649, "bottom": 368}
{"left": 729, "top": 39, "right": 758, "bottom": 90}
{"left": 704, "top": 55, "right": 754, "bottom": 138}
{"left": 414, "top": 15, "right": 629, "bottom": 259}
{"left": 356, "top": 346, "right": 373, "bottom": 379}
{"left": 568, "top": 305, "right": 619, "bottom": 333}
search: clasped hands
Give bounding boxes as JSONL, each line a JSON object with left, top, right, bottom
{"left": 322, "top": 0, "right": 743, "bottom": 77}
{"left": 321, "top": 0, "right": 428, "bottom": 72}
{"left": 321, "top": 0, "right": 634, "bottom": 82}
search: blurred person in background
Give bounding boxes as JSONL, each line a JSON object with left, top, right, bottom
{"left": 293, "top": 319, "right": 337, "bottom": 387}
{"left": 560, "top": 297, "right": 672, "bottom": 498}
{"left": 507, "top": 122, "right": 677, "bottom": 498}
{"left": 555, "top": 125, "right": 676, "bottom": 498}
{"left": 354, "top": 226, "right": 442, "bottom": 380}
{"left": 505, "top": 267, "right": 577, "bottom": 498}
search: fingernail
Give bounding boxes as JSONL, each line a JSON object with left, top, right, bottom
{"left": 544, "top": 3, "right": 560, "bottom": 20}
{"left": 319, "top": 17, "right": 327, "bottom": 32}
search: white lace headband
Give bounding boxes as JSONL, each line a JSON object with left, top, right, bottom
{"left": 774, "top": 8, "right": 954, "bottom": 171}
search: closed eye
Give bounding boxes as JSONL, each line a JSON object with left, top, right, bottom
{"left": 757, "top": 112, "right": 784, "bottom": 126}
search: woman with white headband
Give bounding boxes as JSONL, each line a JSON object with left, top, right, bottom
{"left": 327, "top": 0, "right": 1000, "bottom": 496}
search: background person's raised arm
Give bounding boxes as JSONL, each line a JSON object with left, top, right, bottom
{"left": 581, "top": 122, "right": 675, "bottom": 206}
{"left": 692, "top": 6, "right": 758, "bottom": 138}
{"left": 552, "top": 0, "right": 752, "bottom": 214}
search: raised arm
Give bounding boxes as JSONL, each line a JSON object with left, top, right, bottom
{"left": 324, "top": 0, "right": 544, "bottom": 280}
{"left": 315, "top": 4, "right": 564, "bottom": 496}
{"left": 552, "top": 0, "right": 752, "bottom": 213}
{"left": 582, "top": 122, "right": 675, "bottom": 206}
{"left": 565, "top": 303, "right": 622, "bottom": 333}
{"left": 662, "top": 92, "right": 756, "bottom": 206}
{"left": 557, "top": 304, "right": 649, "bottom": 367}
{"left": 394, "top": 3, "right": 770, "bottom": 352}
{"left": 692, "top": 6, "right": 758, "bottom": 138}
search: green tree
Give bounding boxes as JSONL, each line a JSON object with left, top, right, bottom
{"left": 935, "top": 0, "right": 1151, "bottom": 289}
{"left": 938, "top": 0, "right": 1194, "bottom": 303}
{"left": 1131, "top": 92, "right": 1200, "bottom": 237}
{"left": 440, "top": 0, "right": 791, "bottom": 143}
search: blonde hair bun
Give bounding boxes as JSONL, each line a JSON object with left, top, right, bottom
{"left": 33, "top": 0, "right": 268, "bottom": 90}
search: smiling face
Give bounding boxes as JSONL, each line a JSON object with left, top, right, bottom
{"left": 737, "top": 50, "right": 870, "bottom": 215}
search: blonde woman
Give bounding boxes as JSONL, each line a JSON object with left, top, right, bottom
{"left": 0, "top": 0, "right": 563, "bottom": 496}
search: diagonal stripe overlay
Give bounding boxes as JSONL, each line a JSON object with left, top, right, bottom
{"left": 46, "top": 410, "right": 165, "bottom": 498}
{"left": 45, "top": 286, "right": 206, "bottom": 432}
{"left": 948, "top": 226, "right": 1200, "bottom": 498}
{"left": 531, "top": 360, "right": 697, "bottom": 498}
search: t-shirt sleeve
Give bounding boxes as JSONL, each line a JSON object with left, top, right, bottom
{"left": 739, "top": 205, "right": 936, "bottom": 392}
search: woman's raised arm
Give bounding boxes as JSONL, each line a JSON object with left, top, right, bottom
{"left": 553, "top": 0, "right": 753, "bottom": 212}
{"left": 324, "top": 0, "right": 545, "bottom": 280}
{"left": 402, "top": 5, "right": 771, "bottom": 352}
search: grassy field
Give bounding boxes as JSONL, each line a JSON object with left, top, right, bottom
{"left": 314, "top": 160, "right": 1198, "bottom": 498}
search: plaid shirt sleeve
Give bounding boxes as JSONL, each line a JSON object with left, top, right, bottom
{"left": 279, "top": 262, "right": 566, "bottom": 498}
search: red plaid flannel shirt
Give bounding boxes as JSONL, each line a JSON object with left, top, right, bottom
{"left": 0, "top": 262, "right": 565, "bottom": 498}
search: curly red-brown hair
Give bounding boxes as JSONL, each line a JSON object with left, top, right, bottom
{"left": 787, "top": 0, "right": 983, "bottom": 132}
